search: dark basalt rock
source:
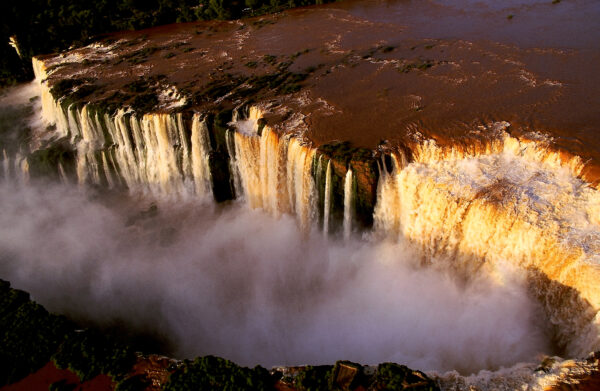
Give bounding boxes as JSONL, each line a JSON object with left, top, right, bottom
{"left": 206, "top": 110, "right": 236, "bottom": 202}
{"left": 372, "top": 363, "right": 438, "bottom": 391}
{"left": 27, "top": 141, "right": 76, "bottom": 180}
{"left": 315, "top": 142, "right": 379, "bottom": 232}
{"left": 329, "top": 361, "right": 366, "bottom": 391}
{"left": 164, "top": 355, "right": 274, "bottom": 391}
{"left": 208, "top": 149, "right": 235, "bottom": 202}
{"left": 289, "top": 360, "right": 440, "bottom": 391}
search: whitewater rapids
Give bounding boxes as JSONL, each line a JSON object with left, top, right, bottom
{"left": 0, "top": 59, "right": 598, "bottom": 389}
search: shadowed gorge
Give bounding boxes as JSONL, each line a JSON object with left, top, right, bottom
{"left": 1, "top": 0, "right": 600, "bottom": 390}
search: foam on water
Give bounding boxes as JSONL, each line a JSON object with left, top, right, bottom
{"left": 4, "top": 62, "right": 598, "bottom": 389}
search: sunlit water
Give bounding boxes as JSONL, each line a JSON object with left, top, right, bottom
{"left": 0, "top": 83, "right": 557, "bottom": 376}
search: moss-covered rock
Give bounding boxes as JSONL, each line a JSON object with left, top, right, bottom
{"left": 329, "top": 361, "right": 370, "bottom": 391}
{"left": 294, "top": 365, "right": 334, "bottom": 391}
{"left": 0, "top": 280, "right": 72, "bottom": 386}
{"left": 372, "top": 363, "right": 439, "bottom": 391}
{"left": 27, "top": 142, "right": 76, "bottom": 179}
{"left": 208, "top": 149, "right": 235, "bottom": 202}
{"left": 49, "top": 78, "right": 95, "bottom": 100}
{"left": 314, "top": 142, "right": 378, "bottom": 232}
{"left": 349, "top": 155, "right": 378, "bottom": 230}
{"left": 129, "top": 92, "right": 158, "bottom": 113}
{"left": 164, "top": 355, "right": 274, "bottom": 391}
{"left": 52, "top": 329, "right": 137, "bottom": 382}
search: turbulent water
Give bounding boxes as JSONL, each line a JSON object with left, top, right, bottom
{"left": 1, "top": 60, "right": 600, "bottom": 388}
{"left": 0, "top": 82, "right": 554, "bottom": 372}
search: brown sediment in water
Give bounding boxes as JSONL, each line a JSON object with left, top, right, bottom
{"left": 35, "top": 0, "right": 600, "bottom": 185}
{"left": 28, "top": 4, "right": 600, "bottom": 385}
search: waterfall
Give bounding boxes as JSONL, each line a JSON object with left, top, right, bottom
{"left": 0, "top": 150, "right": 27, "bottom": 182}
{"left": 58, "top": 162, "right": 69, "bottom": 184}
{"left": 32, "top": 56, "right": 600, "bottom": 358}
{"left": 32, "top": 58, "right": 64, "bottom": 133}
{"left": 226, "top": 129, "right": 242, "bottom": 198}
{"left": 33, "top": 67, "right": 321, "bottom": 225}
{"left": 18, "top": 155, "right": 29, "bottom": 183}
{"left": 190, "top": 115, "right": 213, "bottom": 197}
{"left": 373, "top": 154, "right": 402, "bottom": 237}
{"left": 25, "top": 51, "right": 600, "bottom": 390}
{"left": 31, "top": 85, "right": 214, "bottom": 198}
{"left": 101, "top": 152, "right": 115, "bottom": 188}
{"left": 373, "top": 143, "right": 600, "bottom": 357}
{"left": 229, "top": 111, "right": 317, "bottom": 230}
{"left": 410, "top": 123, "right": 586, "bottom": 182}
{"left": 2, "top": 150, "right": 9, "bottom": 179}
{"left": 287, "top": 140, "right": 317, "bottom": 230}
{"left": 323, "top": 159, "right": 332, "bottom": 235}
{"left": 231, "top": 129, "right": 274, "bottom": 210}
{"left": 315, "top": 155, "right": 323, "bottom": 190}
{"left": 343, "top": 168, "right": 353, "bottom": 239}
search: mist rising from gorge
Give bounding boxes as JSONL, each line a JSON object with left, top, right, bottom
{"left": 0, "top": 82, "right": 557, "bottom": 375}
{"left": 0, "top": 177, "right": 553, "bottom": 374}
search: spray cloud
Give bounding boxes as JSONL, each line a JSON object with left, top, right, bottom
{"left": 0, "top": 178, "right": 553, "bottom": 374}
{"left": 0, "top": 83, "right": 556, "bottom": 376}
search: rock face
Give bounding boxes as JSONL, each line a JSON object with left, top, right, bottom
{"left": 22, "top": 0, "right": 600, "bottom": 388}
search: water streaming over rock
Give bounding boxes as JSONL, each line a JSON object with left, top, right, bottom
{"left": 343, "top": 168, "right": 353, "bottom": 239}
{"left": 323, "top": 159, "right": 332, "bottom": 235}
{"left": 26, "top": 57, "right": 600, "bottom": 389}
{"left": 374, "top": 134, "right": 600, "bottom": 358}
{"left": 57, "top": 161, "right": 68, "bottom": 184}
{"left": 227, "top": 107, "right": 317, "bottom": 230}
{"left": 190, "top": 115, "right": 213, "bottom": 196}
{"left": 34, "top": 58, "right": 214, "bottom": 198}
{"left": 2, "top": 149, "right": 10, "bottom": 179}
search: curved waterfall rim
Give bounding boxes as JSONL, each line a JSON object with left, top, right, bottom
{"left": 27, "top": 70, "right": 600, "bottom": 386}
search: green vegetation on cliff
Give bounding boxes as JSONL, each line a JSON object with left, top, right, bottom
{"left": 373, "top": 363, "right": 438, "bottom": 391}
{"left": 294, "top": 365, "right": 334, "bottom": 391}
{"left": 52, "top": 329, "right": 137, "bottom": 382}
{"left": 27, "top": 141, "right": 76, "bottom": 179}
{"left": 0, "top": 0, "right": 337, "bottom": 86}
{"left": 292, "top": 361, "right": 439, "bottom": 391}
{"left": 164, "top": 355, "right": 274, "bottom": 390}
{"left": 0, "top": 279, "right": 136, "bottom": 386}
{"left": 0, "top": 280, "right": 72, "bottom": 386}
